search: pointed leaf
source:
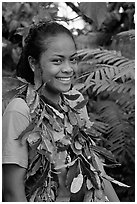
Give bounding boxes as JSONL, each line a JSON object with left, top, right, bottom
{"left": 102, "top": 174, "right": 130, "bottom": 187}
{"left": 74, "top": 99, "right": 88, "bottom": 110}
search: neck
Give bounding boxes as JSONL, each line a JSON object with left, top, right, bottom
{"left": 41, "top": 84, "right": 60, "bottom": 104}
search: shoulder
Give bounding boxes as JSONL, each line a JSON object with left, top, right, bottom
{"left": 3, "top": 98, "right": 30, "bottom": 118}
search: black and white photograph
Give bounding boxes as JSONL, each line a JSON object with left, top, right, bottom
{"left": 2, "top": 2, "right": 135, "bottom": 202}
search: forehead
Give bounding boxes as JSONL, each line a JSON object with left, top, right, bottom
{"left": 43, "top": 34, "right": 76, "bottom": 54}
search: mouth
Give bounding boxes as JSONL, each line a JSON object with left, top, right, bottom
{"left": 56, "top": 76, "right": 73, "bottom": 83}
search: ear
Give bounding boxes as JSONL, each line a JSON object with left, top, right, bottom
{"left": 28, "top": 56, "right": 42, "bottom": 90}
{"left": 28, "top": 56, "right": 37, "bottom": 72}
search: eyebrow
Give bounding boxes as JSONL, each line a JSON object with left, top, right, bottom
{"left": 53, "top": 53, "right": 77, "bottom": 58}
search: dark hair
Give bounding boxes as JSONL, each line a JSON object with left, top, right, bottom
{"left": 16, "top": 21, "right": 76, "bottom": 84}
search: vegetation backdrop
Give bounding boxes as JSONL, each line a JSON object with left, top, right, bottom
{"left": 2, "top": 2, "right": 135, "bottom": 202}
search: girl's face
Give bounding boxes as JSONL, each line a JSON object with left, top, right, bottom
{"left": 39, "top": 34, "right": 77, "bottom": 93}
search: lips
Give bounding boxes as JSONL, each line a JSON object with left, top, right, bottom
{"left": 57, "top": 77, "right": 71, "bottom": 81}
{"left": 56, "top": 75, "right": 74, "bottom": 83}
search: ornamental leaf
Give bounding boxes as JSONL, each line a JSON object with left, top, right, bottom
{"left": 30, "top": 93, "right": 40, "bottom": 113}
{"left": 64, "top": 115, "right": 73, "bottom": 134}
{"left": 52, "top": 119, "right": 62, "bottom": 132}
{"left": 95, "top": 189, "right": 106, "bottom": 200}
{"left": 68, "top": 111, "right": 77, "bottom": 126}
{"left": 90, "top": 145, "right": 116, "bottom": 163}
{"left": 86, "top": 178, "right": 93, "bottom": 190}
{"left": 42, "top": 137, "right": 54, "bottom": 153}
{"left": 29, "top": 157, "right": 41, "bottom": 176}
{"left": 26, "top": 161, "right": 50, "bottom": 201}
{"left": 83, "top": 189, "right": 93, "bottom": 202}
{"left": 54, "top": 158, "right": 77, "bottom": 170}
{"left": 102, "top": 174, "right": 130, "bottom": 187}
{"left": 26, "top": 84, "right": 36, "bottom": 106}
{"left": 80, "top": 159, "right": 99, "bottom": 189}
{"left": 75, "top": 141, "right": 83, "bottom": 150}
{"left": 74, "top": 99, "right": 88, "bottom": 110}
{"left": 70, "top": 173, "right": 84, "bottom": 193}
{"left": 27, "top": 132, "right": 41, "bottom": 147}
{"left": 54, "top": 151, "right": 67, "bottom": 169}
{"left": 52, "top": 129, "right": 65, "bottom": 142}
{"left": 64, "top": 93, "right": 80, "bottom": 101}
{"left": 60, "top": 137, "right": 71, "bottom": 145}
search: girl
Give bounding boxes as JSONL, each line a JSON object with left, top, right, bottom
{"left": 2, "top": 21, "right": 120, "bottom": 202}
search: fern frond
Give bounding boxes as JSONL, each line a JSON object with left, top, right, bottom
{"left": 116, "top": 30, "right": 135, "bottom": 41}
{"left": 77, "top": 48, "right": 135, "bottom": 96}
{"left": 95, "top": 100, "right": 134, "bottom": 163}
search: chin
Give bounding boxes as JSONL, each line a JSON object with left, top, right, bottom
{"left": 59, "top": 85, "right": 71, "bottom": 93}
{"left": 46, "top": 84, "right": 71, "bottom": 94}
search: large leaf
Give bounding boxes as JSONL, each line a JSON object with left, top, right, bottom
{"left": 79, "top": 2, "right": 107, "bottom": 29}
{"left": 70, "top": 173, "right": 84, "bottom": 193}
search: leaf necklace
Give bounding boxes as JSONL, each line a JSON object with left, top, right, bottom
{"left": 15, "top": 83, "right": 130, "bottom": 202}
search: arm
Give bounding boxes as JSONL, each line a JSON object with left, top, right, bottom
{"left": 3, "top": 164, "right": 27, "bottom": 202}
{"left": 2, "top": 98, "right": 30, "bottom": 201}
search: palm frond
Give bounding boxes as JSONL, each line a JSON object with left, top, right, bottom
{"left": 94, "top": 100, "right": 135, "bottom": 163}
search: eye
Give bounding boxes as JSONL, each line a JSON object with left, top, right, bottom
{"left": 70, "top": 57, "right": 78, "bottom": 64}
{"left": 52, "top": 59, "right": 63, "bottom": 65}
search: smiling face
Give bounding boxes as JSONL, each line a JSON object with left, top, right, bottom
{"left": 39, "top": 33, "right": 77, "bottom": 94}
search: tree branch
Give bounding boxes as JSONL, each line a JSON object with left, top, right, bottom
{"left": 65, "top": 2, "right": 93, "bottom": 25}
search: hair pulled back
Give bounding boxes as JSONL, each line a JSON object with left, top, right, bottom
{"left": 16, "top": 21, "right": 76, "bottom": 84}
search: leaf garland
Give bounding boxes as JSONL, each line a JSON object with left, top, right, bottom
{"left": 3, "top": 80, "right": 130, "bottom": 202}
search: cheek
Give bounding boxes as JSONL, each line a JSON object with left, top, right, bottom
{"left": 41, "top": 65, "right": 60, "bottom": 82}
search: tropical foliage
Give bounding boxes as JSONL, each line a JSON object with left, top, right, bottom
{"left": 2, "top": 2, "right": 135, "bottom": 202}
{"left": 74, "top": 35, "right": 135, "bottom": 201}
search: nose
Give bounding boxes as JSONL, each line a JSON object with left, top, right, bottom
{"left": 61, "top": 61, "right": 74, "bottom": 73}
